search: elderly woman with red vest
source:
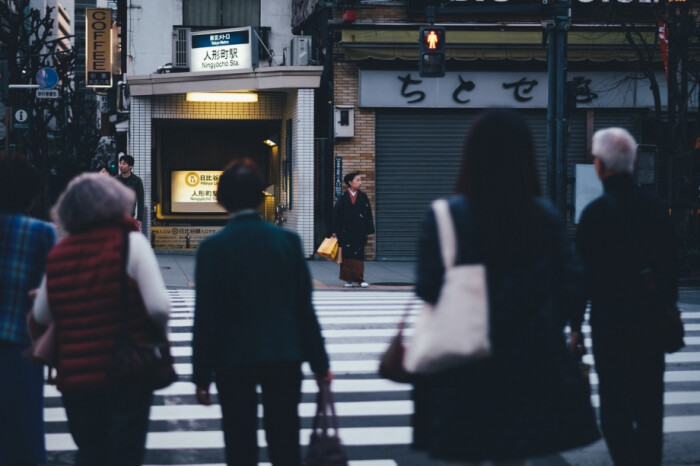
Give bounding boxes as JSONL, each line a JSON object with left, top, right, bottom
{"left": 32, "top": 173, "right": 171, "bottom": 466}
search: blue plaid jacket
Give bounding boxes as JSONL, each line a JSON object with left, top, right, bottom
{"left": 0, "top": 213, "right": 55, "bottom": 345}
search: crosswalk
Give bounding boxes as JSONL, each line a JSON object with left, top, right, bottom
{"left": 42, "top": 290, "right": 700, "bottom": 465}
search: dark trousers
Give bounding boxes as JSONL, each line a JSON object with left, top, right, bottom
{"left": 216, "top": 362, "right": 303, "bottom": 466}
{"left": 62, "top": 386, "right": 153, "bottom": 466}
{"left": 594, "top": 333, "right": 665, "bottom": 466}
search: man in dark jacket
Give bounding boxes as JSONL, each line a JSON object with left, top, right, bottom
{"left": 193, "top": 159, "right": 332, "bottom": 466}
{"left": 115, "top": 154, "right": 145, "bottom": 226}
{"left": 571, "top": 127, "right": 678, "bottom": 466}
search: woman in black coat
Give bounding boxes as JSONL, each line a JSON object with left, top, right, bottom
{"left": 331, "top": 171, "right": 375, "bottom": 287}
{"left": 413, "top": 109, "right": 600, "bottom": 464}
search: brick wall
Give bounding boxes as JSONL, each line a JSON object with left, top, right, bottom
{"left": 333, "top": 61, "right": 377, "bottom": 259}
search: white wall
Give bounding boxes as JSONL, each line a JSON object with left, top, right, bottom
{"left": 260, "top": 0, "right": 294, "bottom": 67}
{"left": 123, "top": 0, "right": 294, "bottom": 74}
{"left": 126, "top": 0, "right": 183, "bottom": 75}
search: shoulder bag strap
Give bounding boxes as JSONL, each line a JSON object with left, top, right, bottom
{"left": 431, "top": 199, "right": 458, "bottom": 269}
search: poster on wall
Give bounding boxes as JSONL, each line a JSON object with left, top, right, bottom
{"left": 171, "top": 170, "right": 226, "bottom": 213}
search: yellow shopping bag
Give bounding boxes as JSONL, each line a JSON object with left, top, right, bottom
{"left": 317, "top": 237, "right": 338, "bottom": 260}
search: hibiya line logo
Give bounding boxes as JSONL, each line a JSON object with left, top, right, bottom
{"left": 185, "top": 172, "right": 200, "bottom": 187}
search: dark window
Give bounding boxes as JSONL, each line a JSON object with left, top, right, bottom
{"left": 183, "top": 0, "right": 260, "bottom": 27}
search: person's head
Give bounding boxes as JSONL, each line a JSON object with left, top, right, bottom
{"left": 216, "top": 158, "right": 265, "bottom": 213}
{"left": 118, "top": 153, "right": 134, "bottom": 176}
{"left": 51, "top": 173, "right": 135, "bottom": 234}
{"left": 454, "top": 108, "right": 540, "bottom": 199}
{"left": 344, "top": 171, "right": 362, "bottom": 190}
{"left": 0, "top": 156, "right": 42, "bottom": 213}
{"left": 591, "top": 127, "right": 637, "bottom": 178}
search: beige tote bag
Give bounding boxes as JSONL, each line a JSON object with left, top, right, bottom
{"left": 403, "top": 199, "right": 491, "bottom": 374}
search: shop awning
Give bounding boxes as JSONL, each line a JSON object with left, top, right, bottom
{"left": 128, "top": 66, "right": 324, "bottom": 96}
{"left": 340, "top": 28, "right": 678, "bottom": 63}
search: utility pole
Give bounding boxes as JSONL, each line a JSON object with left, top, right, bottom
{"left": 543, "top": 0, "right": 571, "bottom": 220}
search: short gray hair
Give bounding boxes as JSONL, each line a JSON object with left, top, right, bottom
{"left": 51, "top": 173, "right": 135, "bottom": 234}
{"left": 591, "top": 127, "right": 637, "bottom": 174}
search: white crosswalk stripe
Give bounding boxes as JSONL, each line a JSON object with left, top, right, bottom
{"left": 42, "top": 290, "right": 700, "bottom": 464}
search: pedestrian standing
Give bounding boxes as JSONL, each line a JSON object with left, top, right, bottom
{"left": 413, "top": 109, "right": 600, "bottom": 465}
{"left": 0, "top": 156, "right": 56, "bottom": 466}
{"left": 331, "top": 171, "right": 375, "bottom": 287}
{"left": 571, "top": 127, "right": 677, "bottom": 466}
{"left": 32, "top": 173, "right": 171, "bottom": 466}
{"left": 115, "top": 153, "right": 145, "bottom": 228}
{"left": 193, "top": 158, "right": 332, "bottom": 466}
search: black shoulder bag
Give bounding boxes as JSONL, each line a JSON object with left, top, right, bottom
{"left": 605, "top": 195, "right": 685, "bottom": 354}
{"left": 107, "top": 231, "right": 178, "bottom": 389}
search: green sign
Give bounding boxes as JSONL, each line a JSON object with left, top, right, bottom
{"left": 13, "top": 107, "right": 29, "bottom": 129}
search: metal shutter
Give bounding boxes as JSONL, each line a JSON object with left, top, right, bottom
{"left": 375, "top": 110, "right": 548, "bottom": 260}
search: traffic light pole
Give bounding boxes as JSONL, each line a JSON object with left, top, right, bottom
{"left": 544, "top": 0, "right": 571, "bottom": 220}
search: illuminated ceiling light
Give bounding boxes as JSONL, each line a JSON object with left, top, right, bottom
{"left": 263, "top": 139, "right": 277, "bottom": 147}
{"left": 186, "top": 92, "right": 258, "bottom": 103}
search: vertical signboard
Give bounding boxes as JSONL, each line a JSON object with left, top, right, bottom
{"left": 86, "top": 8, "right": 113, "bottom": 88}
{"left": 334, "top": 157, "right": 343, "bottom": 200}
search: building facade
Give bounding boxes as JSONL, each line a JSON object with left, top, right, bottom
{"left": 119, "top": 0, "right": 322, "bottom": 255}
{"left": 295, "top": 0, "right": 699, "bottom": 261}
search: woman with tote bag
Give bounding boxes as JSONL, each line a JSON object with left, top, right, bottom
{"left": 412, "top": 109, "right": 600, "bottom": 465}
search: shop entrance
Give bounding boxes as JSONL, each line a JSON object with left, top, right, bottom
{"left": 152, "top": 119, "right": 281, "bottom": 247}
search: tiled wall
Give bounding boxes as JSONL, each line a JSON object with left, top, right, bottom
{"left": 150, "top": 94, "right": 285, "bottom": 119}
{"left": 282, "top": 89, "right": 315, "bottom": 257}
{"left": 129, "top": 91, "right": 316, "bottom": 254}
{"left": 129, "top": 97, "right": 153, "bottom": 240}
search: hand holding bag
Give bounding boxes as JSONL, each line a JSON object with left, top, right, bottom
{"left": 403, "top": 199, "right": 491, "bottom": 374}
{"left": 23, "top": 309, "right": 58, "bottom": 383}
{"left": 378, "top": 301, "right": 415, "bottom": 383}
{"left": 23, "top": 310, "right": 57, "bottom": 367}
{"left": 317, "top": 237, "right": 339, "bottom": 261}
{"left": 305, "top": 382, "right": 349, "bottom": 466}
{"left": 107, "top": 231, "right": 178, "bottom": 390}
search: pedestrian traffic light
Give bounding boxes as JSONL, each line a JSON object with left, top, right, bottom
{"left": 418, "top": 26, "right": 446, "bottom": 78}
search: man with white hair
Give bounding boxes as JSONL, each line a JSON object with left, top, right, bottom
{"left": 570, "top": 127, "right": 678, "bottom": 466}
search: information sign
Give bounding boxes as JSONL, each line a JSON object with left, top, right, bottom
{"left": 13, "top": 108, "right": 29, "bottom": 129}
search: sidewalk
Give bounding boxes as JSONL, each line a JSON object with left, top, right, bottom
{"left": 155, "top": 252, "right": 416, "bottom": 290}
{"left": 156, "top": 252, "right": 700, "bottom": 291}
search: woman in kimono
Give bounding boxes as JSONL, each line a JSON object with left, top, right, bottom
{"left": 331, "top": 171, "right": 375, "bottom": 287}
